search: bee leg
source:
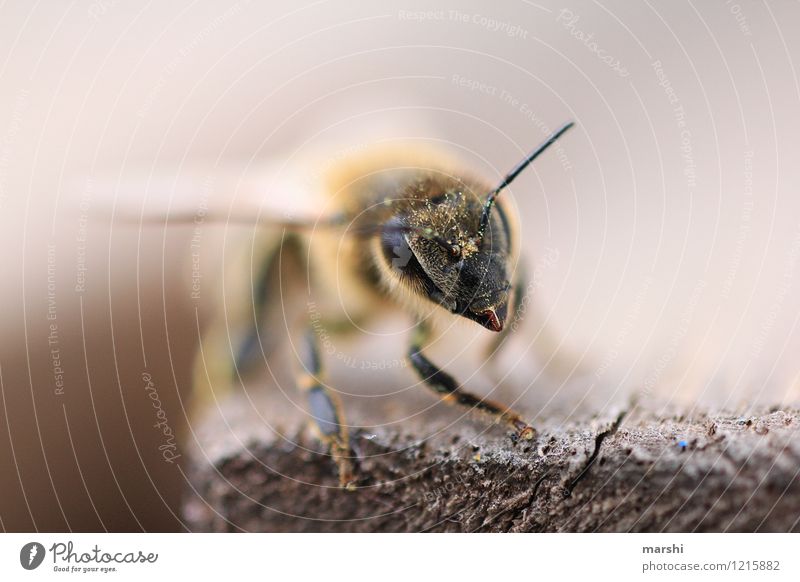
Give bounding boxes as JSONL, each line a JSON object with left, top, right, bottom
{"left": 297, "top": 328, "right": 357, "bottom": 490}
{"left": 408, "top": 324, "right": 535, "bottom": 441}
{"left": 233, "top": 234, "right": 305, "bottom": 379}
{"left": 193, "top": 236, "right": 302, "bottom": 412}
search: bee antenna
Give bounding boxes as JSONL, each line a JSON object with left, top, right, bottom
{"left": 478, "top": 121, "right": 574, "bottom": 238}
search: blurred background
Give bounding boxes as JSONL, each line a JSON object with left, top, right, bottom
{"left": 1, "top": 0, "right": 799, "bottom": 531}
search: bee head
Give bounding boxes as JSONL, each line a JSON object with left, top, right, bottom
{"left": 381, "top": 188, "right": 513, "bottom": 332}
{"left": 379, "top": 122, "right": 574, "bottom": 332}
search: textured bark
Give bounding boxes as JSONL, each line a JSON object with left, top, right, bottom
{"left": 183, "top": 397, "right": 800, "bottom": 532}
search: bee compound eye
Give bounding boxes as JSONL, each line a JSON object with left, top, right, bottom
{"left": 381, "top": 226, "right": 413, "bottom": 270}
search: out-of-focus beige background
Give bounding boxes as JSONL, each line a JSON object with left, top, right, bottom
{"left": 1, "top": 0, "right": 799, "bottom": 531}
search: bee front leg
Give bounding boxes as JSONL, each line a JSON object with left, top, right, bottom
{"left": 296, "top": 328, "right": 356, "bottom": 490}
{"left": 234, "top": 234, "right": 306, "bottom": 379}
{"left": 408, "top": 323, "right": 535, "bottom": 441}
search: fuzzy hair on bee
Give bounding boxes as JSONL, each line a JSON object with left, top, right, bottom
{"left": 144, "top": 122, "right": 574, "bottom": 489}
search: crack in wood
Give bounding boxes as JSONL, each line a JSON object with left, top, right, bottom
{"left": 565, "top": 409, "right": 628, "bottom": 497}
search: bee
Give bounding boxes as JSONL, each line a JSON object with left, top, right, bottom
{"left": 165, "top": 122, "right": 574, "bottom": 489}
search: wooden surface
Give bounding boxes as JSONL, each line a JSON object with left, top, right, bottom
{"left": 183, "top": 389, "right": 800, "bottom": 532}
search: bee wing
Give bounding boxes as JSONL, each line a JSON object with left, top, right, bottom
{"left": 107, "top": 159, "right": 335, "bottom": 229}
{"left": 105, "top": 161, "right": 327, "bottom": 408}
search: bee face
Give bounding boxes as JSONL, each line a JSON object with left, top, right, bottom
{"left": 380, "top": 184, "right": 515, "bottom": 332}
{"left": 449, "top": 243, "right": 512, "bottom": 332}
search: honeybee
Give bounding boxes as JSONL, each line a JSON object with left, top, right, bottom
{"left": 165, "top": 122, "right": 574, "bottom": 489}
